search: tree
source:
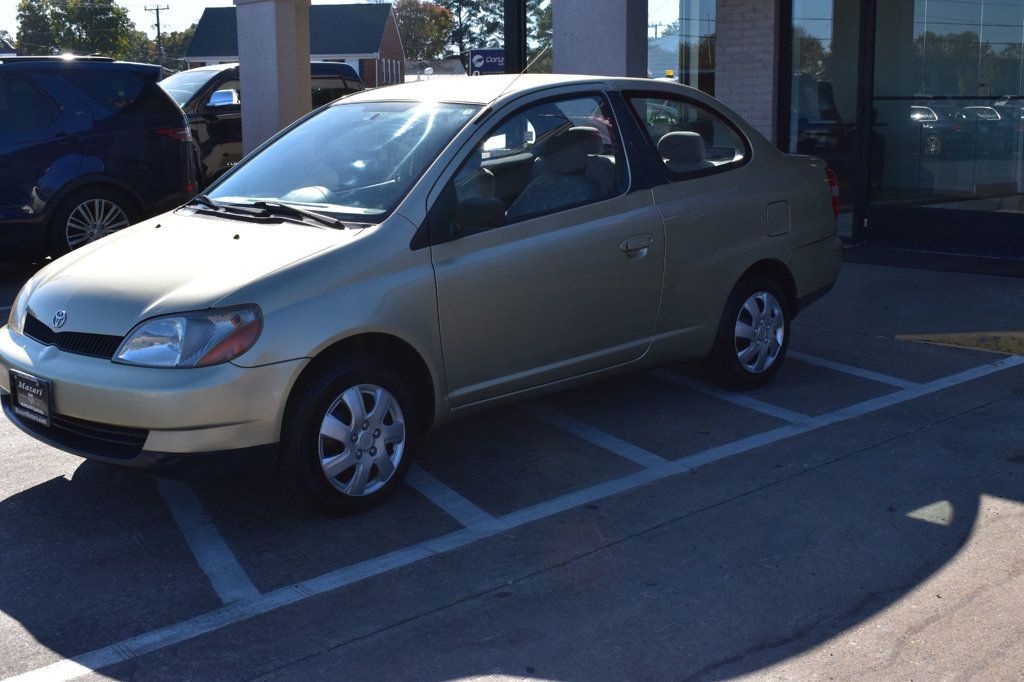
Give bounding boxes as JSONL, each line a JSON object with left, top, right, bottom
{"left": 55, "top": 0, "right": 135, "bottom": 59}
{"left": 436, "top": 0, "right": 503, "bottom": 65}
{"left": 526, "top": 0, "right": 551, "bottom": 73}
{"left": 394, "top": 0, "right": 453, "bottom": 61}
{"left": 161, "top": 24, "right": 197, "bottom": 68}
{"left": 793, "top": 26, "right": 828, "bottom": 79}
{"left": 16, "top": 0, "right": 57, "bottom": 56}
{"left": 16, "top": 0, "right": 137, "bottom": 59}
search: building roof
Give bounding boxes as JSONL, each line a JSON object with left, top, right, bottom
{"left": 186, "top": 4, "right": 393, "bottom": 60}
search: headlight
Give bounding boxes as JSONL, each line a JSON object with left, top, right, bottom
{"left": 115, "top": 305, "right": 262, "bottom": 368}
{"left": 7, "top": 280, "right": 34, "bottom": 336}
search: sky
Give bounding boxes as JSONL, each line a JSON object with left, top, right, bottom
{"left": 0, "top": 0, "right": 374, "bottom": 39}
{"left": 2, "top": 0, "right": 682, "bottom": 41}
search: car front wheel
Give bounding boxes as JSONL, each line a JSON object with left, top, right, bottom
{"left": 282, "top": 360, "right": 416, "bottom": 514}
{"left": 708, "top": 276, "right": 790, "bottom": 390}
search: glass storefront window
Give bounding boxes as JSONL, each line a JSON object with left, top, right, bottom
{"left": 788, "top": 0, "right": 860, "bottom": 209}
{"left": 871, "top": 0, "right": 1024, "bottom": 214}
{"left": 648, "top": 0, "right": 716, "bottom": 94}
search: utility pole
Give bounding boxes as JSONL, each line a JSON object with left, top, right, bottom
{"left": 649, "top": 22, "right": 667, "bottom": 39}
{"left": 145, "top": 5, "right": 170, "bottom": 67}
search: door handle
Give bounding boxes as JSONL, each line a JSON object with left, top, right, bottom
{"left": 619, "top": 233, "right": 653, "bottom": 258}
{"left": 54, "top": 133, "right": 80, "bottom": 146}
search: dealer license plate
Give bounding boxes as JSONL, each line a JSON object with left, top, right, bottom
{"left": 10, "top": 370, "right": 52, "bottom": 427}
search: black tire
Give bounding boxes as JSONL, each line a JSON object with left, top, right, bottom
{"left": 281, "top": 359, "right": 417, "bottom": 515}
{"left": 706, "top": 275, "right": 791, "bottom": 390}
{"left": 47, "top": 186, "right": 140, "bottom": 258}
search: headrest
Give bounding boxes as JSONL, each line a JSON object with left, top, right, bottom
{"left": 572, "top": 126, "right": 604, "bottom": 155}
{"left": 543, "top": 127, "right": 595, "bottom": 175}
{"left": 658, "top": 131, "right": 706, "bottom": 163}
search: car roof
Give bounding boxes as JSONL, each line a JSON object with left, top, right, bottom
{"left": 0, "top": 56, "right": 160, "bottom": 75}
{"left": 342, "top": 73, "right": 712, "bottom": 107}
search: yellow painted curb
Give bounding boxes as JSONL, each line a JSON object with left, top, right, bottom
{"left": 897, "top": 332, "right": 1024, "bottom": 355}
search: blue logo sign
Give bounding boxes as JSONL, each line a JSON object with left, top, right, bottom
{"left": 470, "top": 48, "right": 505, "bottom": 76}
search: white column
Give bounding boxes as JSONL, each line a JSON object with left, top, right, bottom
{"left": 234, "top": 0, "right": 312, "bottom": 154}
{"left": 553, "top": 0, "right": 647, "bottom": 77}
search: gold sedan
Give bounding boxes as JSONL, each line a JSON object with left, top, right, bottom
{"left": 1, "top": 75, "right": 841, "bottom": 513}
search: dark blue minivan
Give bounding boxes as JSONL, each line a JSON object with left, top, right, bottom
{"left": 0, "top": 56, "right": 197, "bottom": 260}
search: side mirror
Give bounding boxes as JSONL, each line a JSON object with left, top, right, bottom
{"left": 207, "top": 89, "right": 240, "bottom": 108}
{"left": 455, "top": 198, "right": 505, "bottom": 235}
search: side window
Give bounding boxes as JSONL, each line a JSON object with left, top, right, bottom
{"left": 311, "top": 77, "right": 353, "bottom": 107}
{"left": 0, "top": 75, "right": 59, "bottom": 133}
{"left": 434, "top": 93, "right": 629, "bottom": 240}
{"left": 628, "top": 94, "right": 747, "bottom": 177}
{"left": 58, "top": 70, "right": 152, "bottom": 115}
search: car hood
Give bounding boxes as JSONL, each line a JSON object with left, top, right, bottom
{"left": 24, "top": 211, "right": 350, "bottom": 337}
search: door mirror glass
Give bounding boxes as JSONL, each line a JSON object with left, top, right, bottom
{"left": 207, "top": 89, "right": 240, "bottom": 108}
{"left": 455, "top": 198, "right": 506, "bottom": 234}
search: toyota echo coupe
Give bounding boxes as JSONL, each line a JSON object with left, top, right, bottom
{"left": 1, "top": 75, "right": 842, "bottom": 513}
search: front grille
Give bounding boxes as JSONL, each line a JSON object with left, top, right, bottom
{"left": 24, "top": 314, "right": 123, "bottom": 360}
{"left": 2, "top": 394, "right": 148, "bottom": 460}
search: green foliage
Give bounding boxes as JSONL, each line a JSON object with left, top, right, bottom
{"left": 435, "top": 0, "right": 504, "bottom": 65}
{"left": 16, "top": 0, "right": 57, "bottom": 55}
{"left": 394, "top": 0, "right": 453, "bottom": 61}
{"left": 15, "top": 0, "right": 137, "bottom": 59}
{"left": 526, "top": 0, "right": 551, "bottom": 73}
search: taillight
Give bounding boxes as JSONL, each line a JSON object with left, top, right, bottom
{"left": 824, "top": 167, "right": 840, "bottom": 219}
{"left": 154, "top": 126, "right": 191, "bottom": 142}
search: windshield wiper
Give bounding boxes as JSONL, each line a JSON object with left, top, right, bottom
{"left": 186, "top": 193, "right": 222, "bottom": 210}
{"left": 247, "top": 200, "right": 347, "bottom": 229}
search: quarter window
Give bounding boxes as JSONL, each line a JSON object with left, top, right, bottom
{"left": 629, "top": 95, "right": 747, "bottom": 177}
{"left": 0, "top": 75, "right": 58, "bottom": 133}
{"left": 435, "top": 94, "right": 629, "bottom": 239}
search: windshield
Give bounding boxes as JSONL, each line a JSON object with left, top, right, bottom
{"left": 208, "top": 101, "right": 479, "bottom": 221}
{"left": 158, "top": 69, "right": 220, "bottom": 106}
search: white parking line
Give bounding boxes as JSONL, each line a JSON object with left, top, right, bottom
{"left": 13, "top": 355, "right": 1024, "bottom": 682}
{"left": 406, "top": 465, "right": 506, "bottom": 532}
{"left": 648, "top": 368, "right": 812, "bottom": 424}
{"left": 788, "top": 351, "right": 919, "bottom": 389}
{"left": 524, "top": 406, "right": 671, "bottom": 470}
{"left": 157, "top": 479, "right": 260, "bottom": 605}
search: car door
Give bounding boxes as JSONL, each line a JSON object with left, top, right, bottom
{"left": 196, "top": 71, "right": 243, "bottom": 180}
{"left": 0, "top": 72, "right": 88, "bottom": 231}
{"left": 623, "top": 91, "right": 768, "bottom": 347}
{"left": 428, "top": 90, "right": 665, "bottom": 407}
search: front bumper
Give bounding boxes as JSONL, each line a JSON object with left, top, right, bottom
{"left": 0, "top": 326, "right": 307, "bottom": 465}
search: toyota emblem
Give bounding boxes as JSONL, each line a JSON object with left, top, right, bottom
{"left": 53, "top": 310, "right": 67, "bottom": 329}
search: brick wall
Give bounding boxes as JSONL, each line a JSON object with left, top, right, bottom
{"left": 714, "top": 0, "right": 780, "bottom": 143}
{"left": 360, "top": 11, "right": 406, "bottom": 87}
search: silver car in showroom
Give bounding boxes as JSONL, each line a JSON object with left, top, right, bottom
{"left": 1, "top": 74, "right": 841, "bottom": 513}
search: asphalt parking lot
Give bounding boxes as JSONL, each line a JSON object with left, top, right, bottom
{"left": 2, "top": 257, "right": 1024, "bottom": 681}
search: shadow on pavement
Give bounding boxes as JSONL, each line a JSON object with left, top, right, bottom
{"left": 1, "top": 389, "right": 1023, "bottom": 679}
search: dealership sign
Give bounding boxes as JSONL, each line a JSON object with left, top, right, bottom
{"left": 470, "top": 48, "right": 505, "bottom": 75}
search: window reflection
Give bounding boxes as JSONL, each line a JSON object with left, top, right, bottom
{"left": 871, "top": 0, "right": 1024, "bottom": 214}
{"left": 648, "top": 0, "right": 716, "bottom": 94}
{"left": 788, "top": 0, "right": 860, "bottom": 209}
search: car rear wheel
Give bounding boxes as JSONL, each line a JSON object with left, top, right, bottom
{"left": 707, "top": 275, "right": 790, "bottom": 390}
{"left": 282, "top": 360, "right": 416, "bottom": 514}
{"left": 48, "top": 187, "right": 139, "bottom": 257}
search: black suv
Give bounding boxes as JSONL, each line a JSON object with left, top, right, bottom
{"left": 0, "top": 56, "right": 197, "bottom": 260}
{"left": 158, "top": 62, "right": 365, "bottom": 186}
